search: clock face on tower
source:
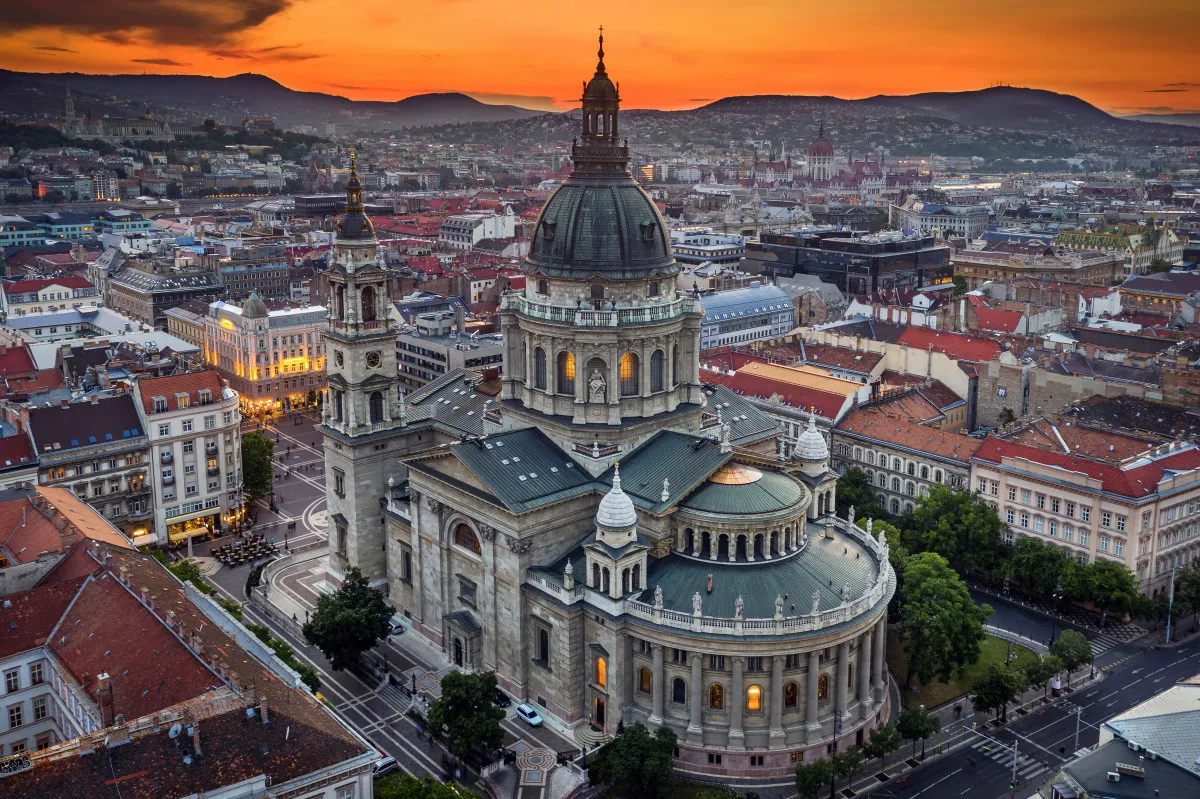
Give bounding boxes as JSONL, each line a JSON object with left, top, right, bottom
{"left": 335, "top": 350, "right": 344, "bottom": 367}
{"left": 366, "top": 351, "right": 381, "bottom": 368}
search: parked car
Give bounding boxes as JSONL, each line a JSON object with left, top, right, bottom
{"left": 494, "top": 689, "right": 512, "bottom": 708}
{"left": 372, "top": 756, "right": 399, "bottom": 776}
{"left": 515, "top": 704, "right": 543, "bottom": 727}
{"left": 388, "top": 616, "right": 406, "bottom": 636}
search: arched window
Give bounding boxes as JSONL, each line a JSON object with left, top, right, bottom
{"left": 619, "top": 352, "right": 639, "bottom": 396}
{"left": 746, "top": 684, "right": 762, "bottom": 712}
{"left": 537, "top": 629, "right": 549, "bottom": 662}
{"left": 866, "top": 451, "right": 875, "bottom": 465}
{"left": 854, "top": 447, "right": 862, "bottom": 461}
{"left": 453, "top": 524, "right": 481, "bottom": 555}
{"left": 891, "top": 476, "right": 901, "bottom": 492}
{"left": 890, "top": 498, "right": 901, "bottom": 515}
{"left": 334, "top": 390, "right": 344, "bottom": 422}
{"left": 907, "top": 462, "right": 915, "bottom": 476}
{"left": 892, "top": 457, "right": 902, "bottom": 471}
{"left": 672, "top": 677, "right": 686, "bottom": 704}
{"left": 672, "top": 344, "right": 679, "bottom": 386}
{"left": 639, "top": 667, "right": 651, "bottom": 693}
{"left": 596, "top": 657, "right": 607, "bottom": 689}
{"left": 556, "top": 351, "right": 575, "bottom": 394}
{"left": 709, "top": 683, "right": 724, "bottom": 709}
{"left": 361, "top": 285, "right": 376, "bottom": 321}
{"left": 592, "top": 563, "right": 601, "bottom": 589}
{"left": 334, "top": 285, "right": 345, "bottom": 320}
{"left": 878, "top": 496, "right": 887, "bottom": 509}
{"left": 632, "top": 564, "right": 641, "bottom": 591}
{"left": 534, "top": 348, "right": 547, "bottom": 390}
{"left": 878, "top": 452, "right": 887, "bottom": 468}
{"left": 905, "top": 481, "right": 915, "bottom": 497}
{"left": 784, "top": 682, "right": 798, "bottom": 709}
{"left": 920, "top": 465, "right": 929, "bottom": 480}
{"left": 369, "top": 391, "right": 384, "bottom": 424}
{"left": 650, "top": 350, "right": 665, "bottom": 392}
{"left": 817, "top": 674, "right": 829, "bottom": 700}
{"left": 934, "top": 469, "right": 944, "bottom": 484}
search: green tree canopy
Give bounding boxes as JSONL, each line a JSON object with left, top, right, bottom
{"left": 1003, "top": 537, "right": 1071, "bottom": 597}
{"left": 795, "top": 757, "right": 834, "bottom": 799}
{"left": 241, "top": 431, "right": 274, "bottom": 503}
{"left": 1049, "top": 630, "right": 1092, "bottom": 687}
{"left": 862, "top": 722, "right": 902, "bottom": 775}
{"left": 301, "top": 566, "right": 391, "bottom": 670}
{"left": 907, "top": 485, "right": 1005, "bottom": 576}
{"left": 375, "top": 774, "right": 480, "bottom": 799}
{"left": 836, "top": 468, "right": 878, "bottom": 518}
{"left": 426, "top": 671, "right": 506, "bottom": 762}
{"left": 1021, "top": 653, "right": 1063, "bottom": 699}
{"left": 969, "top": 663, "right": 1028, "bottom": 723}
{"left": 591, "top": 721, "right": 677, "bottom": 799}
{"left": 896, "top": 705, "right": 940, "bottom": 759}
{"left": 831, "top": 746, "right": 864, "bottom": 798}
{"left": 1083, "top": 560, "right": 1140, "bottom": 616}
{"left": 899, "top": 552, "right": 992, "bottom": 688}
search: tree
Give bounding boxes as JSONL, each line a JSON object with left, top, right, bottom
{"left": 969, "top": 663, "right": 1028, "bottom": 723}
{"left": 375, "top": 774, "right": 480, "bottom": 799}
{"left": 862, "top": 722, "right": 902, "bottom": 777}
{"left": 203, "top": 118, "right": 217, "bottom": 135}
{"left": 1003, "top": 537, "right": 1072, "bottom": 598}
{"left": 241, "top": 431, "right": 274, "bottom": 503}
{"left": 591, "top": 721, "right": 676, "bottom": 799}
{"left": 1084, "top": 561, "right": 1140, "bottom": 617}
{"left": 307, "top": 388, "right": 318, "bottom": 407}
{"left": 907, "top": 486, "right": 1006, "bottom": 577}
{"left": 873, "top": 520, "right": 909, "bottom": 622}
{"left": 795, "top": 758, "right": 834, "bottom": 799}
{"left": 302, "top": 566, "right": 391, "bottom": 670}
{"left": 1022, "top": 653, "right": 1063, "bottom": 700}
{"left": 899, "top": 552, "right": 992, "bottom": 689}
{"left": 896, "top": 704, "right": 940, "bottom": 759}
{"left": 426, "top": 671, "right": 506, "bottom": 763}
{"left": 695, "top": 788, "right": 741, "bottom": 799}
{"left": 998, "top": 408, "right": 1016, "bottom": 427}
{"left": 1147, "top": 258, "right": 1172, "bottom": 274}
{"left": 1049, "top": 630, "right": 1092, "bottom": 687}
{"left": 831, "top": 746, "right": 864, "bottom": 799}
{"left": 835, "top": 468, "right": 877, "bottom": 518}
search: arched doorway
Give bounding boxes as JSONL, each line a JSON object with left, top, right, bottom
{"left": 361, "top": 285, "right": 377, "bottom": 321}
{"left": 453, "top": 638, "right": 464, "bottom": 667}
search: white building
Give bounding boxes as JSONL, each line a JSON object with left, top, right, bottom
{"left": 698, "top": 284, "right": 796, "bottom": 349}
{"left": 438, "top": 208, "right": 516, "bottom": 250}
{"left": 137, "top": 370, "right": 242, "bottom": 546}
{"left": 890, "top": 198, "right": 991, "bottom": 238}
{"left": 1, "top": 276, "right": 99, "bottom": 319}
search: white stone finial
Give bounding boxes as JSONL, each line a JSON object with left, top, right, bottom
{"left": 596, "top": 462, "right": 637, "bottom": 531}
{"left": 387, "top": 475, "right": 395, "bottom": 488}
{"left": 563, "top": 559, "right": 574, "bottom": 590}
{"left": 592, "top": 439, "right": 600, "bottom": 458}
{"left": 720, "top": 422, "right": 731, "bottom": 454}
{"left": 661, "top": 477, "right": 670, "bottom": 503}
{"left": 847, "top": 505, "right": 855, "bottom": 527}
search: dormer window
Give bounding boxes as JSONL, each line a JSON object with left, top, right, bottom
{"left": 152, "top": 396, "right": 167, "bottom": 413}
{"left": 537, "top": 279, "right": 549, "bottom": 296}
{"left": 648, "top": 281, "right": 660, "bottom": 297}
{"left": 197, "top": 389, "right": 212, "bottom": 405}
{"left": 540, "top": 221, "right": 556, "bottom": 240}
{"left": 640, "top": 221, "right": 657, "bottom": 242}
{"left": 175, "top": 393, "right": 190, "bottom": 408}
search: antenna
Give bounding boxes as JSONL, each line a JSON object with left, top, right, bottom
{"left": 168, "top": 723, "right": 183, "bottom": 739}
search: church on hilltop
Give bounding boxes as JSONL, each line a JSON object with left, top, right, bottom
{"left": 319, "top": 34, "right": 893, "bottom": 777}
{"left": 61, "top": 87, "right": 175, "bottom": 143}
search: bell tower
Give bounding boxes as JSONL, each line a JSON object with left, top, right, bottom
{"left": 321, "top": 150, "right": 404, "bottom": 586}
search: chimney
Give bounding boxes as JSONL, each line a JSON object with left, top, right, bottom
{"left": 140, "top": 586, "right": 149, "bottom": 605}
{"left": 454, "top": 305, "right": 466, "bottom": 337}
{"left": 259, "top": 696, "right": 269, "bottom": 724}
{"left": 60, "top": 399, "right": 70, "bottom": 409}
{"left": 97, "top": 673, "right": 115, "bottom": 727}
{"left": 191, "top": 721, "right": 202, "bottom": 757}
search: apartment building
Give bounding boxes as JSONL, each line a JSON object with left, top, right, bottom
{"left": 138, "top": 370, "right": 242, "bottom": 546}
{"left": 1, "top": 276, "right": 99, "bottom": 319}
{"left": 971, "top": 438, "right": 1200, "bottom": 596}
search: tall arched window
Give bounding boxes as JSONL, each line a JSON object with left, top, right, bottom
{"left": 361, "top": 285, "right": 376, "bottom": 321}
{"left": 784, "top": 682, "right": 798, "bottom": 709}
{"left": 746, "top": 684, "right": 762, "bottom": 712}
{"left": 671, "top": 344, "right": 679, "bottom": 386}
{"left": 891, "top": 476, "right": 901, "bottom": 492}
{"left": 878, "top": 473, "right": 886, "bottom": 488}
{"left": 619, "top": 352, "right": 639, "bottom": 396}
{"left": 556, "top": 351, "right": 575, "bottom": 394}
{"left": 817, "top": 674, "right": 829, "bottom": 700}
{"left": 709, "top": 683, "right": 724, "bottom": 709}
{"left": 920, "top": 465, "right": 929, "bottom": 480}
{"left": 453, "top": 524, "right": 481, "bottom": 555}
{"left": 650, "top": 349, "right": 664, "bottom": 392}
{"left": 596, "top": 657, "right": 607, "bottom": 689}
{"left": 905, "top": 481, "right": 915, "bottom": 497}
{"left": 632, "top": 564, "right": 641, "bottom": 591}
{"left": 639, "top": 667, "right": 651, "bottom": 693}
{"left": 537, "top": 629, "right": 549, "bottom": 663}
{"left": 534, "top": 348, "right": 547, "bottom": 390}
{"left": 672, "top": 677, "right": 686, "bottom": 704}
{"left": 334, "top": 285, "right": 345, "bottom": 320}
{"left": 369, "top": 391, "right": 384, "bottom": 424}
{"left": 592, "top": 563, "right": 601, "bottom": 589}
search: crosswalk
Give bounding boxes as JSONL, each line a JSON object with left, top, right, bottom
{"left": 1089, "top": 633, "right": 1127, "bottom": 657}
{"left": 968, "top": 740, "right": 1045, "bottom": 782}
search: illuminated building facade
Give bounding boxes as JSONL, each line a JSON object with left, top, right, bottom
{"left": 202, "top": 292, "right": 328, "bottom": 412}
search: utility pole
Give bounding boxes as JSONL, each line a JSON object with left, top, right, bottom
{"left": 1166, "top": 565, "right": 1177, "bottom": 644}
{"left": 1074, "top": 705, "right": 1082, "bottom": 752}
{"left": 1010, "top": 738, "right": 1019, "bottom": 799}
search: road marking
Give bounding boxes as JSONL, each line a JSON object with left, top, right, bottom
{"left": 1130, "top": 668, "right": 1141, "bottom": 675}
{"left": 1107, "top": 701, "right": 1118, "bottom": 707}
{"left": 1153, "top": 676, "right": 1165, "bottom": 683}
{"left": 912, "top": 768, "right": 962, "bottom": 796}
{"left": 959, "top": 789, "right": 972, "bottom": 796}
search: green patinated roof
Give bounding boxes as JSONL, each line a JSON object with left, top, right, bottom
{"left": 679, "top": 469, "right": 805, "bottom": 517}
{"left": 703, "top": 385, "right": 782, "bottom": 446}
{"left": 647, "top": 525, "right": 879, "bottom": 619}
{"left": 596, "top": 430, "right": 731, "bottom": 515}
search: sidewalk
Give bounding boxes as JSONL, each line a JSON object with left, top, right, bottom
{"left": 971, "top": 581, "right": 1146, "bottom": 642}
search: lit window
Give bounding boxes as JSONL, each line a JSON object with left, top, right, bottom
{"left": 596, "top": 657, "right": 606, "bottom": 689}
{"left": 746, "top": 684, "right": 762, "bottom": 712}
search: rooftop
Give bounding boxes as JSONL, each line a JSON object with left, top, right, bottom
{"left": 837, "top": 406, "right": 980, "bottom": 463}
{"left": 27, "top": 394, "right": 145, "bottom": 455}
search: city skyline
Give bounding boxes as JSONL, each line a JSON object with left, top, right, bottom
{"left": 2, "top": 0, "right": 1197, "bottom": 116}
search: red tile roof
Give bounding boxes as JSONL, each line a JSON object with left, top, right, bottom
{"left": 837, "top": 407, "right": 980, "bottom": 462}
{"left": 4, "top": 276, "right": 94, "bottom": 295}
{"left": 896, "top": 327, "right": 1002, "bottom": 362}
{"left": 137, "top": 370, "right": 224, "bottom": 414}
{"left": 973, "top": 306, "right": 1024, "bottom": 333}
{"left": 0, "top": 345, "right": 37, "bottom": 375}
{"left": 0, "top": 576, "right": 87, "bottom": 659}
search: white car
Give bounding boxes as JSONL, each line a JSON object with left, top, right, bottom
{"left": 515, "top": 704, "right": 543, "bottom": 727}
{"left": 388, "top": 617, "right": 406, "bottom": 636}
{"left": 372, "top": 756, "right": 398, "bottom": 776}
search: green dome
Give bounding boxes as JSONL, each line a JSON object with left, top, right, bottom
{"left": 526, "top": 177, "right": 677, "bottom": 280}
{"left": 679, "top": 468, "right": 806, "bottom": 517}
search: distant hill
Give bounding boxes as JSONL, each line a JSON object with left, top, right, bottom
{"left": 0, "top": 70, "right": 546, "bottom": 130}
{"left": 702, "top": 87, "right": 1120, "bottom": 131}
{"left": 1125, "top": 112, "right": 1200, "bottom": 128}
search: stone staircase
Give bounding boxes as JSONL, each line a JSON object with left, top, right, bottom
{"left": 573, "top": 724, "right": 612, "bottom": 750}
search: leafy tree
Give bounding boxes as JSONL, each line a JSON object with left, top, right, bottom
{"left": 795, "top": 757, "right": 834, "bottom": 799}
{"left": 426, "top": 671, "right": 506, "bottom": 763}
{"left": 862, "top": 722, "right": 902, "bottom": 777}
{"left": 1003, "top": 537, "right": 1071, "bottom": 598}
{"left": 302, "top": 566, "right": 391, "bottom": 670}
{"left": 1022, "top": 653, "right": 1063, "bottom": 700}
{"left": 998, "top": 408, "right": 1016, "bottom": 427}
{"left": 1147, "top": 258, "right": 1172, "bottom": 274}
{"left": 203, "top": 118, "right": 217, "bottom": 134}
{"left": 835, "top": 468, "right": 877, "bottom": 518}
{"left": 695, "top": 788, "right": 741, "bottom": 799}
{"left": 241, "top": 431, "right": 275, "bottom": 503}
{"left": 907, "top": 486, "right": 1006, "bottom": 577}
{"left": 831, "top": 746, "right": 864, "bottom": 799}
{"left": 1049, "top": 630, "right": 1092, "bottom": 687}
{"left": 899, "top": 552, "right": 992, "bottom": 689}
{"left": 877, "top": 522, "right": 910, "bottom": 622}
{"left": 591, "top": 721, "right": 676, "bottom": 799}
{"left": 969, "top": 663, "right": 1028, "bottom": 723}
{"left": 168, "top": 558, "right": 215, "bottom": 595}
{"left": 375, "top": 774, "right": 480, "bottom": 799}
{"left": 896, "top": 704, "right": 940, "bottom": 759}
{"left": 1084, "top": 561, "right": 1140, "bottom": 616}
{"left": 247, "top": 623, "right": 321, "bottom": 692}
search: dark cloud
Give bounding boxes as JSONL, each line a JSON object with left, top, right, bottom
{"left": 1163, "top": 82, "right": 1200, "bottom": 88}
{"left": 35, "top": 45, "right": 78, "bottom": 53}
{"left": 4, "top": 0, "right": 291, "bottom": 46}
{"left": 132, "top": 58, "right": 189, "bottom": 66}
{"left": 211, "top": 44, "right": 320, "bottom": 62}
{"left": 1146, "top": 88, "right": 1187, "bottom": 93}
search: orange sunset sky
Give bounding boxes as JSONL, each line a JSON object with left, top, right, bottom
{"left": 3, "top": 0, "right": 1198, "bottom": 116}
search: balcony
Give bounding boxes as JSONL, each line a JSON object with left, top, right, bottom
{"left": 500, "top": 291, "right": 700, "bottom": 328}
{"left": 162, "top": 475, "right": 175, "bottom": 486}
{"left": 205, "top": 444, "right": 218, "bottom": 456}
{"left": 160, "top": 452, "right": 173, "bottom": 465}
{"left": 207, "top": 465, "right": 220, "bottom": 477}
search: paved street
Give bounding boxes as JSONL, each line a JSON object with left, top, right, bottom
{"left": 192, "top": 413, "right": 580, "bottom": 794}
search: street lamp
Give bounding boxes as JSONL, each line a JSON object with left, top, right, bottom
{"left": 1051, "top": 575, "right": 1064, "bottom": 645}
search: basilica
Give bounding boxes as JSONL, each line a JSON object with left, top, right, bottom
{"left": 319, "top": 35, "right": 893, "bottom": 778}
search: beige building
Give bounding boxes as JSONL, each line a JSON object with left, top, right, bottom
{"left": 202, "top": 293, "right": 328, "bottom": 412}
{"left": 971, "top": 437, "right": 1200, "bottom": 595}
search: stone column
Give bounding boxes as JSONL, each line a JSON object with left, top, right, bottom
{"left": 769, "top": 655, "right": 785, "bottom": 744}
{"left": 805, "top": 650, "right": 821, "bottom": 743}
{"left": 687, "top": 653, "right": 703, "bottom": 744}
{"left": 872, "top": 617, "right": 886, "bottom": 702}
{"left": 729, "top": 657, "right": 745, "bottom": 751}
{"left": 858, "top": 629, "right": 874, "bottom": 720}
{"left": 836, "top": 641, "right": 851, "bottom": 726}
{"left": 648, "top": 645, "right": 664, "bottom": 726}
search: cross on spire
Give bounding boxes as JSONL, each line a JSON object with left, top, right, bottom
{"left": 597, "top": 25, "right": 605, "bottom": 70}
